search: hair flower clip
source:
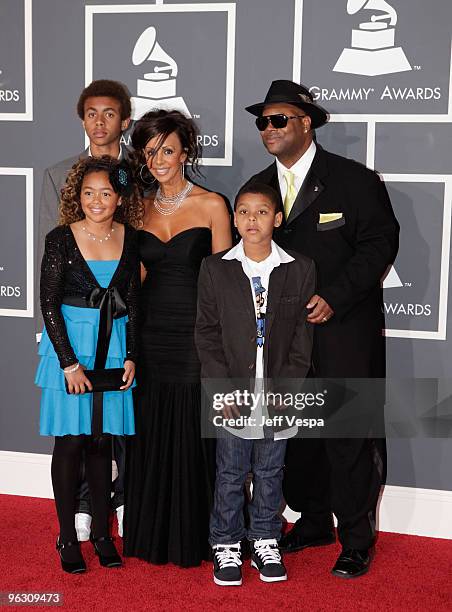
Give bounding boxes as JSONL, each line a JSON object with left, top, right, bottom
{"left": 109, "top": 162, "right": 133, "bottom": 197}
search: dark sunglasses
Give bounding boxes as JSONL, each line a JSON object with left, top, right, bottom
{"left": 255, "top": 113, "right": 306, "bottom": 131}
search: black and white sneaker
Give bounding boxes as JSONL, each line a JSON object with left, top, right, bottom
{"left": 251, "top": 539, "right": 287, "bottom": 582}
{"left": 212, "top": 543, "right": 242, "bottom": 586}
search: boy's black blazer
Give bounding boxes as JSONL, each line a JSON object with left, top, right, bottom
{"left": 195, "top": 249, "right": 315, "bottom": 386}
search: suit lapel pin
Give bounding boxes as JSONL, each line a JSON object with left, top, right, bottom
{"left": 314, "top": 185, "right": 319, "bottom": 192}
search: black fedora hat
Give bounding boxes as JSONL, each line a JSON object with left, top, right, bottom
{"left": 245, "top": 80, "right": 328, "bottom": 129}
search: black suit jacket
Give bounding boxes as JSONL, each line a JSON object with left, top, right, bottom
{"left": 245, "top": 146, "right": 399, "bottom": 378}
{"left": 195, "top": 249, "right": 315, "bottom": 394}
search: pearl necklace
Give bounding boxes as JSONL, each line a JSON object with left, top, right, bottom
{"left": 81, "top": 225, "right": 115, "bottom": 243}
{"left": 154, "top": 180, "right": 193, "bottom": 216}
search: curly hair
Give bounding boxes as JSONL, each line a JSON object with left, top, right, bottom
{"left": 131, "top": 110, "right": 202, "bottom": 189}
{"left": 77, "top": 80, "right": 131, "bottom": 120}
{"left": 59, "top": 156, "right": 144, "bottom": 228}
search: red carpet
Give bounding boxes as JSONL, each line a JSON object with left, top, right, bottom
{"left": 1, "top": 495, "right": 451, "bottom": 612}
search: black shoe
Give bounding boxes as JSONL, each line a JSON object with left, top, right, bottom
{"left": 90, "top": 535, "right": 122, "bottom": 568}
{"left": 212, "top": 543, "right": 242, "bottom": 586}
{"left": 251, "top": 539, "right": 287, "bottom": 583}
{"left": 56, "top": 537, "right": 86, "bottom": 574}
{"left": 279, "top": 526, "right": 335, "bottom": 553}
{"left": 331, "top": 548, "right": 371, "bottom": 578}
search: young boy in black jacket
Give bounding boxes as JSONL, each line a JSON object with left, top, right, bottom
{"left": 195, "top": 183, "right": 315, "bottom": 586}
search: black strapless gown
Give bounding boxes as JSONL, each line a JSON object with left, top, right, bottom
{"left": 124, "top": 227, "right": 216, "bottom": 567}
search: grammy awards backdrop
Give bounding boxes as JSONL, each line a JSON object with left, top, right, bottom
{"left": 1, "top": 0, "right": 451, "bottom": 536}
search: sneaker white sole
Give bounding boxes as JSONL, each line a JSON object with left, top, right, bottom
{"left": 251, "top": 560, "right": 288, "bottom": 582}
{"left": 213, "top": 576, "right": 242, "bottom": 587}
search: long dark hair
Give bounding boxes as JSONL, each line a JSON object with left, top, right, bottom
{"left": 131, "top": 110, "right": 202, "bottom": 189}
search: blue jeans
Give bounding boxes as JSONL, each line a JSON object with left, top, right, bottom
{"left": 209, "top": 434, "right": 287, "bottom": 545}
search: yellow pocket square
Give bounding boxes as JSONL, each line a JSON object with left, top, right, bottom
{"left": 319, "top": 213, "right": 343, "bottom": 224}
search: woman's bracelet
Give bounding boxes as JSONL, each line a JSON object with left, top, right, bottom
{"left": 63, "top": 362, "right": 80, "bottom": 374}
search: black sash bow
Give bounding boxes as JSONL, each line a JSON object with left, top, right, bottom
{"left": 86, "top": 287, "right": 127, "bottom": 369}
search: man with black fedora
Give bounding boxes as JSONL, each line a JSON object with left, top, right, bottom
{"left": 243, "top": 80, "right": 399, "bottom": 578}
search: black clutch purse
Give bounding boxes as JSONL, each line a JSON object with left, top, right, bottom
{"left": 65, "top": 368, "right": 126, "bottom": 393}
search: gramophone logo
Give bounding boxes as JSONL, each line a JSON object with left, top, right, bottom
{"left": 333, "top": 0, "right": 412, "bottom": 76}
{"left": 130, "top": 26, "right": 191, "bottom": 120}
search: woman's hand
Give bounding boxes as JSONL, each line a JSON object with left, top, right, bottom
{"left": 120, "top": 360, "right": 135, "bottom": 390}
{"left": 64, "top": 364, "right": 93, "bottom": 394}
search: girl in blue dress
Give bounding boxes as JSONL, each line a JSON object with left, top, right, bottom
{"left": 36, "top": 156, "right": 142, "bottom": 573}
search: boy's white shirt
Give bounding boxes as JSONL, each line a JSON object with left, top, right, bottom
{"left": 87, "top": 144, "right": 124, "bottom": 159}
{"left": 222, "top": 240, "right": 297, "bottom": 440}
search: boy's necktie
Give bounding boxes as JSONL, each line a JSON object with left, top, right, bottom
{"left": 283, "top": 170, "right": 297, "bottom": 219}
{"left": 252, "top": 276, "right": 266, "bottom": 348}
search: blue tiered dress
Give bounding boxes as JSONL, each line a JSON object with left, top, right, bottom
{"left": 36, "top": 260, "right": 135, "bottom": 437}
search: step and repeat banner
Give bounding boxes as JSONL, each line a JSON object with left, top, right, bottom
{"left": 0, "top": 0, "right": 451, "bottom": 493}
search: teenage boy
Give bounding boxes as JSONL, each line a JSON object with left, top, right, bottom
{"left": 36, "top": 79, "right": 132, "bottom": 541}
{"left": 195, "top": 183, "right": 315, "bottom": 586}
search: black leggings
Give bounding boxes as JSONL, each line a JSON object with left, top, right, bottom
{"left": 51, "top": 435, "right": 112, "bottom": 543}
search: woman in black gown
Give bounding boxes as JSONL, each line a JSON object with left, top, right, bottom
{"left": 124, "top": 110, "right": 232, "bottom": 567}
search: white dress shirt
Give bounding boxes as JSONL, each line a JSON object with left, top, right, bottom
{"left": 276, "top": 140, "right": 316, "bottom": 203}
{"left": 88, "top": 144, "right": 124, "bottom": 159}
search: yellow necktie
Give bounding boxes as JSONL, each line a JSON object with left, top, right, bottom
{"left": 284, "top": 171, "right": 297, "bottom": 219}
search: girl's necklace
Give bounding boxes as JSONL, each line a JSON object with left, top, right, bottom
{"left": 81, "top": 225, "right": 115, "bottom": 243}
